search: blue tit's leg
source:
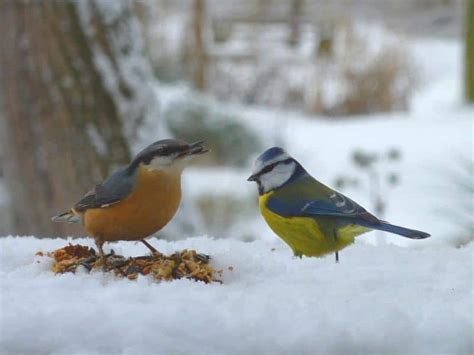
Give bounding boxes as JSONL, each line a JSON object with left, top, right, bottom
{"left": 332, "top": 229, "right": 340, "bottom": 263}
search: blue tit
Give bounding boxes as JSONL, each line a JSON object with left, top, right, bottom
{"left": 247, "top": 147, "right": 430, "bottom": 261}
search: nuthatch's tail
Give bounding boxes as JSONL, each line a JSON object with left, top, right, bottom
{"left": 51, "top": 210, "right": 81, "bottom": 224}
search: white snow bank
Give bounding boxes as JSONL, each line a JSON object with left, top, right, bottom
{"left": 1, "top": 236, "right": 472, "bottom": 354}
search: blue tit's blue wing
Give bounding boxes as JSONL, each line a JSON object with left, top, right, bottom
{"left": 301, "top": 191, "right": 375, "bottom": 219}
{"left": 266, "top": 174, "right": 430, "bottom": 239}
{"left": 266, "top": 175, "right": 380, "bottom": 224}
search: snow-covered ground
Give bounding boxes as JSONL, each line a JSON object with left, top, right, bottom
{"left": 0, "top": 236, "right": 472, "bottom": 355}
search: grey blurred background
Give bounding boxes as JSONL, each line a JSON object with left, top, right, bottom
{"left": 0, "top": 0, "right": 472, "bottom": 245}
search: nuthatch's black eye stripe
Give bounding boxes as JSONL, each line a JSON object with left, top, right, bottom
{"left": 131, "top": 140, "right": 192, "bottom": 167}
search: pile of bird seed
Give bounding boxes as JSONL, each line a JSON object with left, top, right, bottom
{"left": 39, "top": 243, "right": 222, "bottom": 283}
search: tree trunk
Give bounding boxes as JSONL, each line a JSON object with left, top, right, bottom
{"left": 0, "top": 0, "right": 157, "bottom": 237}
{"left": 466, "top": 0, "right": 474, "bottom": 103}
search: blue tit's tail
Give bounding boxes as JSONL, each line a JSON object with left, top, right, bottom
{"left": 371, "top": 221, "right": 430, "bottom": 239}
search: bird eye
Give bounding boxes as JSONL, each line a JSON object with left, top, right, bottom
{"left": 260, "top": 163, "right": 276, "bottom": 175}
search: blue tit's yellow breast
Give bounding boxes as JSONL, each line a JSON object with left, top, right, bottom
{"left": 259, "top": 192, "right": 362, "bottom": 257}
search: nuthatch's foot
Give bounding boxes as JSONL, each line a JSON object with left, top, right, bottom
{"left": 78, "top": 255, "right": 98, "bottom": 272}
{"left": 195, "top": 253, "right": 211, "bottom": 263}
{"left": 141, "top": 240, "right": 163, "bottom": 259}
{"left": 94, "top": 241, "right": 110, "bottom": 270}
{"left": 94, "top": 256, "right": 108, "bottom": 270}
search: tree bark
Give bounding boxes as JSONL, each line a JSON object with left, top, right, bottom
{"left": 0, "top": 0, "right": 153, "bottom": 237}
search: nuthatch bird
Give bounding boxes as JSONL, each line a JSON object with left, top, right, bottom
{"left": 248, "top": 147, "right": 430, "bottom": 261}
{"left": 52, "top": 139, "right": 208, "bottom": 262}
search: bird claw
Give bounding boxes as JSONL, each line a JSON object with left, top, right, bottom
{"left": 195, "top": 253, "right": 211, "bottom": 263}
{"left": 94, "top": 256, "right": 109, "bottom": 271}
{"left": 150, "top": 250, "right": 163, "bottom": 259}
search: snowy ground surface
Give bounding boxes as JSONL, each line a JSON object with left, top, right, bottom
{"left": 0, "top": 236, "right": 472, "bottom": 355}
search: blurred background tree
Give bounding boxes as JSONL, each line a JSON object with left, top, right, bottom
{"left": 466, "top": 0, "right": 474, "bottom": 103}
{"left": 142, "top": 0, "right": 466, "bottom": 115}
{"left": 0, "top": 0, "right": 157, "bottom": 237}
{"left": 189, "top": 0, "right": 207, "bottom": 90}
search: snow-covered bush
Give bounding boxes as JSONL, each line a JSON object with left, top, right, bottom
{"left": 195, "top": 193, "right": 257, "bottom": 241}
{"left": 163, "top": 95, "right": 262, "bottom": 167}
{"left": 142, "top": 5, "right": 419, "bottom": 117}
{"left": 208, "top": 21, "right": 418, "bottom": 116}
{"left": 440, "top": 156, "right": 474, "bottom": 247}
{"left": 338, "top": 46, "right": 415, "bottom": 114}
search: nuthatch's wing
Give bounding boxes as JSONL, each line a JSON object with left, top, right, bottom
{"left": 74, "top": 167, "right": 136, "bottom": 212}
{"left": 266, "top": 175, "right": 380, "bottom": 224}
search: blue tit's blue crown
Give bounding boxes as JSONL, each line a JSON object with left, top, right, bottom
{"left": 258, "top": 147, "right": 287, "bottom": 163}
{"left": 253, "top": 147, "right": 293, "bottom": 173}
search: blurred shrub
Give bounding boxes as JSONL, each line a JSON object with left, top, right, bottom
{"left": 441, "top": 157, "right": 474, "bottom": 247}
{"left": 196, "top": 193, "right": 257, "bottom": 240}
{"left": 141, "top": 2, "right": 419, "bottom": 117}
{"left": 310, "top": 20, "right": 418, "bottom": 116}
{"left": 210, "top": 62, "right": 308, "bottom": 111}
{"left": 164, "top": 95, "right": 262, "bottom": 167}
{"left": 336, "top": 45, "right": 417, "bottom": 115}
{"left": 153, "top": 61, "right": 186, "bottom": 83}
{"left": 334, "top": 147, "right": 402, "bottom": 220}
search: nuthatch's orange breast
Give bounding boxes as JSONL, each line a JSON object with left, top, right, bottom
{"left": 84, "top": 166, "right": 182, "bottom": 242}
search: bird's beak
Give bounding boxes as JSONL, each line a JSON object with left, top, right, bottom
{"left": 247, "top": 173, "right": 258, "bottom": 182}
{"left": 182, "top": 141, "right": 209, "bottom": 156}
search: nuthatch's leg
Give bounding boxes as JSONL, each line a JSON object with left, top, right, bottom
{"left": 141, "top": 239, "right": 163, "bottom": 258}
{"left": 95, "top": 238, "right": 106, "bottom": 268}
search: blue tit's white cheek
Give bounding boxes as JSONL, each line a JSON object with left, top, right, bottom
{"left": 259, "top": 162, "right": 296, "bottom": 193}
{"left": 252, "top": 151, "right": 291, "bottom": 176}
